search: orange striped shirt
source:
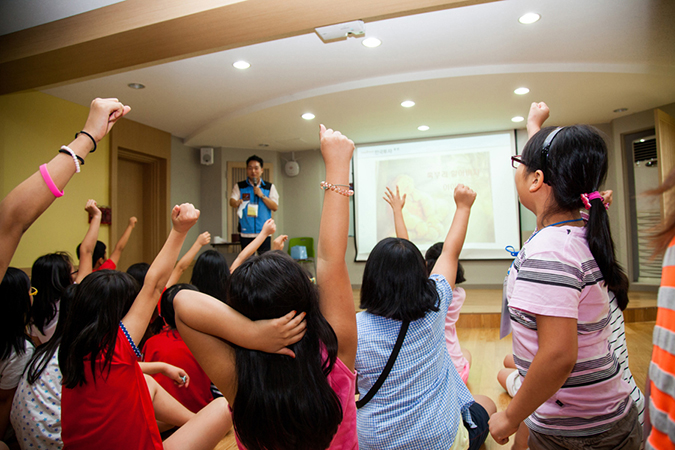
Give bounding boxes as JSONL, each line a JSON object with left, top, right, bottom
{"left": 648, "top": 236, "right": 675, "bottom": 450}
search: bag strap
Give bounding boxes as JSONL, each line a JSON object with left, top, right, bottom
{"left": 356, "top": 320, "right": 410, "bottom": 409}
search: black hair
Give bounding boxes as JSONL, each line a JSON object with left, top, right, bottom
{"left": 190, "top": 250, "right": 229, "bottom": 302}
{"left": 227, "top": 251, "right": 342, "bottom": 450}
{"left": 0, "top": 268, "right": 32, "bottom": 360}
{"left": 76, "top": 241, "right": 106, "bottom": 268}
{"left": 424, "top": 242, "right": 466, "bottom": 284}
{"left": 59, "top": 270, "right": 140, "bottom": 388}
{"left": 246, "top": 155, "right": 263, "bottom": 168}
{"left": 30, "top": 252, "right": 72, "bottom": 335}
{"left": 26, "top": 283, "right": 77, "bottom": 384}
{"left": 126, "top": 262, "right": 150, "bottom": 286}
{"left": 522, "top": 125, "right": 629, "bottom": 309}
{"left": 361, "top": 237, "right": 440, "bottom": 321}
{"left": 160, "top": 284, "right": 199, "bottom": 329}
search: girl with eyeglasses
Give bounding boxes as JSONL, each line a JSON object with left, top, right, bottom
{"left": 489, "top": 102, "right": 642, "bottom": 449}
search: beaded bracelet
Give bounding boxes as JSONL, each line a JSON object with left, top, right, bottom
{"left": 59, "top": 146, "right": 82, "bottom": 173}
{"left": 75, "top": 130, "right": 97, "bottom": 152}
{"left": 320, "top": 181, "right": 354, "bottom": 196}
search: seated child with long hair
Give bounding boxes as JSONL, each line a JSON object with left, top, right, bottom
{"left": 489, "top": 102, "right": 642, "bottom": 449}
{"left": 58, "top": 203, "right": 301, "bottom": 450}
{"left": 172, "top": 125, "right": 358, "bottom": 450}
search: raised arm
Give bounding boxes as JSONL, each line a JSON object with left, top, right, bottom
{"left": 527, "top": 102, "right": 550, "bottom": 139}
{"left": 316, "top": 124, "right": 357, "bottom": 370}
{"left": 0, "top": 98, "right": 131, "bottom": 280}
{"left": 430, "top": 184, "right": 476, "bottom": 288}
{"left": 229, "top": 219, "right": 276, "bottom": 273}
{"left": 174, "top": 289, "right": 307, "bottom": 401}
{"left": 166, "top": 231, "right": 211, "bottom": 288}
{"left": 75, "top": 200, "right": 102, "bottom": 283}
{"left": 272, "top": 234, "right": 289, "bottom": 251}
{"left": 121, "top": 204, "right": 198, "bottom": 344}
{"left": 108, "top": 216, "right": 137, "bottom": 265}
{"left": 384, "top": 186, "right": 409, "bottom": 240}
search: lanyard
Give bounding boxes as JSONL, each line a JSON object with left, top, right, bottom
{"left": 505, "top": 218, "right": 584, "bottom": 268}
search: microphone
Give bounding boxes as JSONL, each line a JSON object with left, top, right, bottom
{"left": 252, "top": 177, "right": 259, "bottom": 186}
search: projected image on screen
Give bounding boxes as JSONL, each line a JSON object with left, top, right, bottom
{"left": 376, "top": 152, "right": 495, "bottom": 246}
{"left": 354, "top": 131, "right": 519, "bottom": 261}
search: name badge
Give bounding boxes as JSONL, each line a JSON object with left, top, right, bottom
{"left": 247, "top": 203, "right": 259, "bottom": 217}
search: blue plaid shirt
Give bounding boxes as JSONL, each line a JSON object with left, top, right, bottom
{"left": 355, "top": 274, "right": 475, "bottom": 449}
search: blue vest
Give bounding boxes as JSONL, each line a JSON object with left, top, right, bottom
{"left": 238, "top": 179, "right": 273, "bottom": 234}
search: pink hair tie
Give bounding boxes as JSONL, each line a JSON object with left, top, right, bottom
{"left": 580, "top": 191, "right": 607, "bottom": 210}
{"left": 39, "top": 164, "right": 64, "bottom": 198}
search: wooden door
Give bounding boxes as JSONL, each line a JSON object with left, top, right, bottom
{"left": 116, "top": 157, "right": 147, "bottom": 270}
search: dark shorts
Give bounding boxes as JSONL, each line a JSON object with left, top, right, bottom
{"left": 240, "top": 236, "right": 271, "bottom": 254}
{"left": 528, "top": 402, "right": 642, "bottom": 450}
{"left": 465, "top": 401, "right": 490, "bottom": 450}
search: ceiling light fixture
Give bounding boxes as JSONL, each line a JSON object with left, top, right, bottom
{"left": 511, "top": 116, "right": 525, "bottom": 123}
{"left": 401, "top": 100, "right": 415, "bottom": 108}
{"left": 514, "top": 87, "right": 530, "bottom": 95}
{"left": 233, "top": 61, "right": 251, "bottom": 70}
{"left": 362, "top": 37, "right": 382, "bottom": 48}
{"left": 518, "top": 13, "right": 540, "bottom": 24}
{"left": 613, "top": 108, "right": 628, "bottom": 113}
{"left": 128, "top": 83, "right": 145, "bottom": 89}
{"left": 418, "top": 125, "right": 430, "bottom": 131}
{"left": 302, "top": 113, "right": 315, "bottom": 120}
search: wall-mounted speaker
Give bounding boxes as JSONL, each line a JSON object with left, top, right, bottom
{"left": 200, "top": 147, "right": 214, "bottom": 166}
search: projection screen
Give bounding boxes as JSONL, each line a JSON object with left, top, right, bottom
{"left": 353, "top": 130, "right": 521, "bottom": 261}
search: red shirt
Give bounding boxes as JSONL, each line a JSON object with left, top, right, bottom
{"left": 143, "top": 327, "right": 213, "bottom": 413}
{"left": 94, "top": 259, "right": 117, "bottom": 271}
{"left": 61, "top": 326, "right": 162, "bottom": 450}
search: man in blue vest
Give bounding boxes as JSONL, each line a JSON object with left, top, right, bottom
{"left": 229, "top": 155, "right": 279, "bottom": 254}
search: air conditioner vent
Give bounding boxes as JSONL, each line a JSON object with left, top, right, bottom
{"left": 633, "top": 137, "right": 657, "bottom": 164}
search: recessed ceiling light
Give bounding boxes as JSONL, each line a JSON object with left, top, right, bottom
{"left": 613, "top": 108, "right": 628, "bottom": 113}
{"left": 514, "top": 87, "right": 530, "bottom": 95}
{"left": 518, "top": 13, "right": 540, "bottom": 24}
{"left": 401, "top": 100, "right": 415, "bottom": 108}
{"left": 128, "top": 83, "right": 145, "bottom": 89}
{"left": 511, "top": 116, "right": 525, "bottom": 123}
{"left": 233, "top": 61, "right": 251, "bottom": 70}
{"left": 302, "top": 113, "right": 315, "bottom": 120}
{"left": 362, "top": 37, "right": 382, "bottom": 48}
{"left": 418, "top": 125, "right": 430, "bottom": 131}
{"left": 639, "top": 139, "right": 646, "bottom": 143}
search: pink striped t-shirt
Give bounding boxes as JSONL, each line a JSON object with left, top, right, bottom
{"left": 507, "top": 225, "right": 632, "bottom": 437}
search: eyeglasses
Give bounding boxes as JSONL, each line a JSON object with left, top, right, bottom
{"left": 30, "top": 287, "right": 38, "bottom": 296}
{"left": 511, "top": 155, "right": 524, "bottom": 169}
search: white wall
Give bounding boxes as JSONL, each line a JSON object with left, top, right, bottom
{"left": 170, "top": 136, "right": 202, "bottom": 258}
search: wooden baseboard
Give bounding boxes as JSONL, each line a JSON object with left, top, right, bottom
{"left": 457, "top": 307, "right": 657, "bottom": 329}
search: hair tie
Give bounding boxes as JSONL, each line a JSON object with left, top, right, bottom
{"left": 580, "top": 191, "right": 608, "bottom": 210}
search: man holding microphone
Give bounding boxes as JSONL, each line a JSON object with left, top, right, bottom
{"left": 229, "top": 155, "right": 279, "bottom": 254}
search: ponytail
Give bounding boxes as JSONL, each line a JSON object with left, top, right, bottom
{"left": 585, "top": 197, "right": 629, "bottom": 310}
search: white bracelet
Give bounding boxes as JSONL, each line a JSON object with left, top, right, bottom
{"left": 60, "top": 145, "right": 80, "bottom": 173}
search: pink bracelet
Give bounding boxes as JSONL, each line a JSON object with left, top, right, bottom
{"left": 39, "top": 164, "right": 64, "bottom": 197}
{"left": 320, "top": 181, "right": 354, "bottom": 196}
